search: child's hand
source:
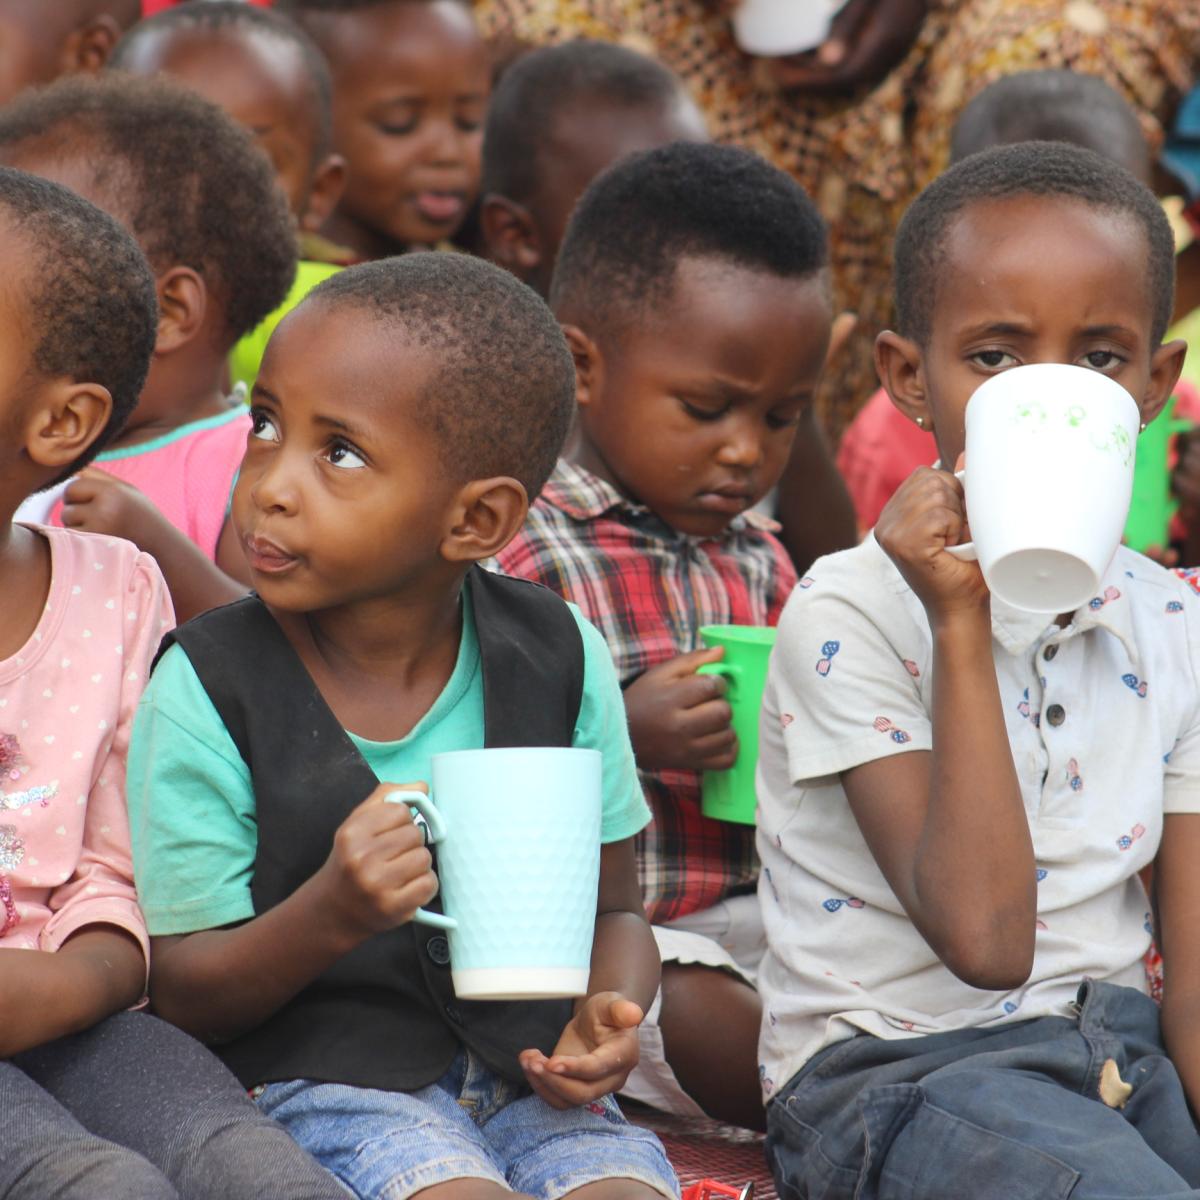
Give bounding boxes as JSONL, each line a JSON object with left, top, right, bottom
{"left": 61, "top": 469, "right": 165, "bottom": 544}
{"left": 623, "top": 647, "right": 736, "bottom": 772}
{"left": 519, "top": 992, "right": 643, "bottom": 1109}
{"left": 316, "top": 783, "right": 439, "bottom": 944}
{"left": 874, "top": 465, "right": 989, "bottom": 624}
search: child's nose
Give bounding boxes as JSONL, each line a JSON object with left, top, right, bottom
{"left": 250, "top": 456, "right": 299, "bottom": 513}
{"left": 716, "top": 422, "right": 764, "bottom": 469}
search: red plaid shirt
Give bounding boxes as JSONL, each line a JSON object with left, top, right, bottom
{"left": 496, "top": 460, "right": 797, "bottom": 923}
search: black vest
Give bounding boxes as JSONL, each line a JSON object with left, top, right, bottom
{"left": 154, "top": 567, "right": 585, "bottom": 1092}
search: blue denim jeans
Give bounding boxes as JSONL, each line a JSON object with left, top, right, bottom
{"left": 766, "top": 981, "right": 1200, "bottom": 1199}
{"left": 255, "top": 1051, "right": 679, "bottom": 1200}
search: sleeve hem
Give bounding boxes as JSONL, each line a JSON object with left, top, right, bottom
{"left": 786, "top": 732, "right": 932, "bottom": 786}
{"left": 143, "top": 895, "right": 256, "bottom": 937}
{"left": 1163, "top": 791, "right": 1200, "bottom": 814}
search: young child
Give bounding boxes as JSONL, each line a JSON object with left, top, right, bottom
{"left": 0, "top": 74, "right": 298, "bottom": 622}
{"left": 757, "top": 141, "right": 1200, "bottom": 1198}
{"left": 497, "top": 141, "right": 847, "bottom": 1130}
{"left": 275, "top": 0, "right": 490, "bottom": 261}
{"left": 0, "top": 164, "right": 344, "bottom": 1200}
{"left": 479, "top": 38, "right": 708, "bottom": 298}
{"left": 125, "top": 253, "right": 679, "bottom": 1200}
{"left": 109, "top": 0, "right": 350, "bottom": 390}
{"left": 837, "top": 68, "right": 1156, "bottom": 533}
{"left": 0, "top": 0, "right": 140, "bottom": 106}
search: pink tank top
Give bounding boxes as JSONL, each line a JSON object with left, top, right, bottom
{"left": 51, "top": 406, "right": 250, "bottom": 562}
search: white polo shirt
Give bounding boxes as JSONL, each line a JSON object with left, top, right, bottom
{"left": 755, "top": 536, "right": 1200, "bottom": 1100}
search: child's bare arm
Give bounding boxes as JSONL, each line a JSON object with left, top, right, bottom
{"left": 1152, "top": 812, "right": 1200, "bottom": 1112}
{"left": 845, "top": 467, "right": 1036, "bottom": 990}
{"left": 61, "top": 471, "right": 247, "bottom": 621}
{"left": 148, "top": 784, "right": 438, "bottom": 1044}
{"left": 0, "top": 926, "right": 145, "bottom": 1057}
{"left": 519, "top": 836, "right": 658, "bottom": 1108}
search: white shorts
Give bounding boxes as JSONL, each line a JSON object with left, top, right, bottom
{"left": 621, "top": 892, "right": 765, "bottom": 1117}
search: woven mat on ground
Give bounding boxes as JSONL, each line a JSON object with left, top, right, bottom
{"left": 627, "top": 1106, "right": 777, "bottom": 1199}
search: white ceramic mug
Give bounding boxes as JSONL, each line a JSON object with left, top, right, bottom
{"left": 732, "top": 0, "right": 844, "bottom": 58}
{"left": 945, "top": 363, "right": 1140, "bottom": 614}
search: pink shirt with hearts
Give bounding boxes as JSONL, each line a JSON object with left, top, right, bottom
{"left": 0, "top": 525, "right": 173, "bottom": 973}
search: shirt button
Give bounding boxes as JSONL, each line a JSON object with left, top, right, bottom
{"left": 1045, "top": 703, "right": 1066, "bottom": 727}
{"left": 1043, "top": 644, "right": 1058, "bottom": 661}
{"left": 426, "top": 936, "right": 451, "bottom": 967}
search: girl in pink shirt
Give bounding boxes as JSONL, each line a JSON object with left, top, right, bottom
{"left": 0, "top": 167, "right": 344, "bottom": 1199}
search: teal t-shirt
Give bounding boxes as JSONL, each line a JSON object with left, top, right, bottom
{"left": 127, "top": 596, "right": 649, "bottom": 935}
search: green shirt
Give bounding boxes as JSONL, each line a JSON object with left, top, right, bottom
{"left": 127, "top": 597, "right": 649, "bottom": 935}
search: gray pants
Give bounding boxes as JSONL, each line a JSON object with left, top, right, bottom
{"left": 0, "top": 1011, "right": 349, "bottom": 1199}
{"left": 767, "top": 981, "right": 1200, "bottom": 1200}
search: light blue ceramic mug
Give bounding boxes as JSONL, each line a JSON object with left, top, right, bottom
{"left": 385, "top": 747, "right": 602, "bottom": 1001}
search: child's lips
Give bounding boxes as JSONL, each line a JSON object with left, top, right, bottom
{"left": 696, "top": 484, "right": 755, "bottom": 514}
{"left": 412, "top": 191, "right": 465, "bottom": 225}
{"left": 243, "top": 534, "right": 297, "bottom": 574}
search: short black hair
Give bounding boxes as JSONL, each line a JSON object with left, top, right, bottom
{"left": 306, "top": 254, "right": 574, "bottom": 497}
{"left": 894, "top": 140, "right": 1175, "bottom": 347}
{"left": 551, "top": 141, "right": 828, "bottom": 338}
{"left": 951, "top": 69, "right": 1149, "bottom": 177}
{"left": 109, "top": 1, "right": 334, "bottom": 162}
{"left": 0, "top": 166, "right": 157, "bottom": 484}
{"left": 482, "top": 40, "right": 691, "bottom": 205}
{"left": 0, "top": 74, "right": 296, "bottom": 349}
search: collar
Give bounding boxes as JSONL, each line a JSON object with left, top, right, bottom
{"left": 989, "top": 548, "right": 1141, "bottom": 668}
{"left": 540, "top": 458, "right": 781, "bottom": 536}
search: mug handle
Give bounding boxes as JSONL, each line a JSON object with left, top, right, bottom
{"left": 384, "top": 790, "right": 457, "bottom": 930}
{"left": 944, "top": 468, "right": 978, "bottom": 561}
{"left": 697, "top": 660, "right": 740, "bottom": 695}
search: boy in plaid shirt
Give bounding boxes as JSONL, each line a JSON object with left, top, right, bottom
{"left": 498, "top": 142, "right": 846, "bottom": 1128}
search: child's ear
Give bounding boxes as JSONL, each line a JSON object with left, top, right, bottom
{"left": 875, "top": 329, "right": 931, "bottom": 431}
{"left": 1140, "top": 337, "right": 1188, "bottom": 426}
{"left": 560, "top": 324, "right": 601, "bottom": 413}
{"left": 60, "top": 16, "right": 123, "bottom": 74}
{"left": 479, "top": 195, "right": 542, "bottom": 281}
{"left": 154, "top": 267, "right": 208, "bottom": 357}
{"left": 299, "top": 154, "right": 348, "bottom": 234}
{"left": 23, "top": 381, "right": 113, "bottom": 472}
{"left": 441, "top": 476, "right": 530, "bottom": 564}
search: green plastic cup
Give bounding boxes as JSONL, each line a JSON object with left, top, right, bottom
{"left": 696, "top": 624, "right": 777, "bottom": 825}
{"left": 1125, "top": 395, "right": 1192, "bottom": 553}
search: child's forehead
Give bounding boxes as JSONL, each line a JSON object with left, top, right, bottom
{"left": 935, "top": 195, "right": 1154, "bottom": 331}
{"left": 319, "top": 0, "right": 482, "bottom": 68}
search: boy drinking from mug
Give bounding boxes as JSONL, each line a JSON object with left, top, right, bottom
{"left": 756, "top": 142, "right": 1200, "bottom": 1199}
{"left": 125, "top": 254, "right": 678, "bottom": 1200}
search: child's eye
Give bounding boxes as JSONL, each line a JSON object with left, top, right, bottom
{"left": 971, "top": 350, "right": 1017, "bottom": 370}
{"left": 766, "top": 410, "right": 801, "bottom": 431}
{"left": 680, "top": 399, "right": 728, "bottom": 422}
{"left": 249, "top": 409, "right": 280, "bottom": 442}
{"left": 326, "top": 440, "right": 367, "bottom": 470}
{"left": 1081, "top": 349, "right": 1123, "bottom": 371}
{"left": 455, "top": 117, "right": 483, "bottom": 133}
{"left": 375, "top": 118, "right": 418, "bottom": 136}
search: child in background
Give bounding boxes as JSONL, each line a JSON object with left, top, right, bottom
{"left": 0, "top": 0, "right": 140, "bottom": 106}
{"left": 838, "top": 69, "right": 1157, "bottom": 533}
{"left": 0, "top": 74, "right": 297, "bottom": 622}
{"left": 498, "top": 142, "right": 848, "bottom": 1130}
{"left": 109, "top": 1, "right": 350, "bottom": 390}
{"left": 275, "top": 0, "right": 489, "bottom": 261}
{"left": 479, "top": 39, "right": 708, "bottom": 299}
{"left": 757, "top": 142, "right": 1200, "bottom": 1199}
{"left": 0, "top": 165, "right": 343, "bottom": 1200}
{"left": 126, "top": 254, "right": 678, "bottom": 1200}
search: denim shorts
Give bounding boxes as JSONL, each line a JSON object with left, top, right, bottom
{"left": 254, "top": 1051, "right": 680, "bottom": 1200}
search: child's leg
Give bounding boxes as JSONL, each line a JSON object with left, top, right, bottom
{"left": 623, "top": 893, "right": 765, "bottom": 1129}
{"left": 13, "top": 1011, "right": 347, "bottom": 1200}
{"left": 0, "top": 1059, "right": 176, "bottom": 1200}
{"left": 767, "top": 982, "right": 1200, "bottom": 1200}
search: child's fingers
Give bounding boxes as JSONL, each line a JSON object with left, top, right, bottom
{"left": 662, "top": 646, "right": 724, "bottom": 679}
{"left": 674, "top": 671, "right": 728, "bottom": 709}
{"left": 679, "top": 696, "right": 734, "bottom": 736}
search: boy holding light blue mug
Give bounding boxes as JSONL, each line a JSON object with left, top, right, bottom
{"left": 125, "top": 255, "right": 679, "bottom": 1200}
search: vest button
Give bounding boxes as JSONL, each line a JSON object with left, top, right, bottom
{"left": 426, "top": 936, "right": 451, "bottom": 966}
{"left": 1045, "top": 703, "right": 1066, "bottom": 727}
